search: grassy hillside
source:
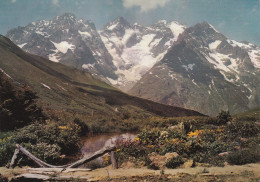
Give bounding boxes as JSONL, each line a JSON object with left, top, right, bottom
{"left": 0, "top": 34, "right": 203, "bottom": 120}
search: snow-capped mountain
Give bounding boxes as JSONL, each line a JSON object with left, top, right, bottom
{"left": 6, "top": 13, "right": 117, "bottom": 80}
{"left": 99, "top": 17, "right": 186, "bottom": 90}
{"left": 5, "top": 14, "right": 260, "bottom": 115}
{"left": 6, "top": 14, "right": 185, "bottom": 90}
{"left": 129, "top": 22, "right": 260, "bottom": 116}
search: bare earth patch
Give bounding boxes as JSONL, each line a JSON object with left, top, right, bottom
{"left": 1, "top": 163, "right": 260, "bottom": 181}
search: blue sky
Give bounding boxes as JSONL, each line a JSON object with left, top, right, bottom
{"left": 0, "top": 0, "right": 259, "bottom": 45}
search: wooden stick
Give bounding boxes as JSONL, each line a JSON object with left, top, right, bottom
{"left": 15, "top": 144, "right": 69, "bottom": 168}
{"left": 110, "top": 151, "right": 118, "bottom": 169}
{"left": 12, "top": 144, "right": 116, "bottom": 170}
{"left": 62, "top": 146, "right": 116, "bottom": 171}
{"left": 9, "top": 148, "right": 19, "bottom": 168}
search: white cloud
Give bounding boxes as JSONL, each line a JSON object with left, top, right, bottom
{"left": 122, "top": 0, "right": 170, "bottom": 12}
{"left": 52, "top": 0, "right": 59, "bottom": 6}
{"left": 11, "top": 0, "right": 16, "bottom": 3}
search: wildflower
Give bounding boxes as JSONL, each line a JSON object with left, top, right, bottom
{"left": 187, "top": 130, "right": 203, "bottom": 138}
{"left": 134, "top": 137, "right": 140, "bottom": 141}
{"left": 58, "top": 126, "right": 72, "bottom": 130}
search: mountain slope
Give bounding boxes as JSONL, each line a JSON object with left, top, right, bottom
{"left": 129, "top": 22, "right": 260, "bottom": 116}
{"left": 100, "top": 17, "right": 186, "bottom": 90}
{"left": 6, "top": 13, "right": 117, "bottom": 80}
{"left": 6, "top": 15, "right": 186, "bottom": 91}
{"left": 0, "top": 34, "right": 203, "bottom": 118}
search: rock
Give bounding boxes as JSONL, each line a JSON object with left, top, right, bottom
{"left": 218, "top": 152, "right": 229, "bottom": 157}
{"left": 149, "top": 152, "right": 180, "bottom": 169}
{"left": 181, "top": 159, "right": 195, "bottom": 168}
{"left": 165, "top": 152, "right": 179, "bottom": 160}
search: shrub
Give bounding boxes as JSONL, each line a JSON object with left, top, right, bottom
{"left": 0, "top": 120, "right": 81, "bottom": 166}
{"left": 73, "top": 118, "right": 89, "bottom": 136}
{"left": 216, "top": 110, "right": 232, "bottom": 125}
{"left": 0, "top": 72, "right": 44, "bottom": 131}
{"left": 165, "top": 156, "right": 184, "bottom": 169}
{"left": 226, "top": 121, "right": 259, "bottom": 138}
{"left": 215, "top": 110, "right": 232, "bottom": 125}
{"left": 0, "top": 139, "right": 15, "bottom": 165}
{"left": 227, "top": 149, "right": 260, "bottom": 165}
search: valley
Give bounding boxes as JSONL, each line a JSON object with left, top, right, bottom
{"left": 0, "top": 8, "right": 259, "bottom": 182}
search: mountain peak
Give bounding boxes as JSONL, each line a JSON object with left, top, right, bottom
{"left": 105, "top": 17, "right": 131, "bottom": 31}
{"left": 157, "top": 20, "right": 168, "bottom": 25}
{"left": 56, "top": 13, "right": 76, "bottom": 21}
{"left": 193, "top": 22, "right": 219, "bottom": 33}
{"left": 115, "top": 17, "right": 129, "bottom": 24}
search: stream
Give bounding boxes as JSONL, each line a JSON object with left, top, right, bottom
{"left": 80, "top": 133, "right": 137, "bottom": 164}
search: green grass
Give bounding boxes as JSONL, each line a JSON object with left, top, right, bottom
{"left": 0, "top": 35, "right": 204, "bottom": 125}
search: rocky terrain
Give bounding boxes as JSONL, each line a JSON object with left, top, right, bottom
{"left": 130, "top": 22, "right": 260, "bottom": 115}
{"left": 6, "top": 13, "right": 260, "bottom": 115}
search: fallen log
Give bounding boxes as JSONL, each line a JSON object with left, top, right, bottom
{"left": 15, "top": 144, "right": 69, "bottom": 168}
{"left": 10, "top": 144, "right": 116, "bottom": 170}
{"left": 9, "top": 148, "right": 19, "bottom": 168}
{"left": 28, "top": 168, "right": 91, "bottom": 175}
{"left": 62, "top": 146, "right": 116, "bottom": 171}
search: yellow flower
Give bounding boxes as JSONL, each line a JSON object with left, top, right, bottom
{"left": 134, "top": 137, "right": 140, "bottom": 141}
{"left": 58, "top": 126, "right": 72, "bottom": 130}
{"left": 147, "top": 145, "right": 154, "bottom": 148}
{"left": 187, "top": 130, "right": 203, "bottom": 137}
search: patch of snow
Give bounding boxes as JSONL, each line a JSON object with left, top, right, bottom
{"left": 205, "top": 52, "right": 239, "bottom": 73}
{"left": 122, "top": 29, "right": 136, "bottom": 46}
{"left": 36, "top": 31, "right": 45, "bottom": 36}
{"left": 51, "top": 41, "right": 75, "bottom": 54}
{"left": 56, "top": 84, "right": 67, "bottom": 91}
{"left": 158, "top": 20, "right": 167, "bottom": 24}
{"left": 244, "top": 84, "right": 252, "bottom": 93}
{"left": 41, "top": 83, "right": 51, "bottom": 90}
{"left": 243, "top": 84, "right": 253, "bottom": 99}
{"left": 167, "top": 21, "right": 186, "bottom": 40}
{"left": 227, "top": 39, "right": 251, "bottom": 49}
{"left": 48, "top": 49, "right": 59, "bottom": 62}
{"left": 107, "top": 22, "right": 119, "bottom": 31}
{"left": 78, "top": 30, "right": 92, "bottom": 38}
{"left": 248, "top": 49, "right": 260, "bottom": 68}
{"left": 182, "top": 64, "right": 195, "bottom": 71}
{"left": 82, "top": 64, "right": 95, "bottom": 69}
{"left": 18, "top": 43, "right": 27, "bottom": 48}
{"left": 155, "top": 75, "right": 160, "bottom": 79}
{"left": 0, "top": 68, "right": 12, "bottom": 79}
{"left": 107, "top": 77, "right": 118, "bottom": 85}
{"left": 192, "top": 79, "right": 199, "bottom": 87}
{"left": 209, "top": 24, "right": 219, "bottom": 33}
{"left": 115, "top": 69, "right": 142, "bottom": 82}
{"left": 209, "top": 40, "right": 222, "bottom": 50}
{"left": 150, "top": 38, "right": 162, "bottom": 48}
{"left": 164, "top": 38, "right": 174, "bottom": 47}
{"left": 220, "top": 71, "right": 235, "bottom": 83}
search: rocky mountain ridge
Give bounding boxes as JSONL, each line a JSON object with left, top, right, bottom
{"left": 5, "top": 14, "right": 260, "bottom": 115}
{"left": 6, "top": 13, "right": 117, "bottom": 80}
{"left": 129, "top": 22, "right": 260, "bottom": 115}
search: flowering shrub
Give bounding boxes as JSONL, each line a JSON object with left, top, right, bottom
{"left": 0, "top": 119, "right": 83, "bottom": 166}
{"left": 116, "top": 113, "right": 259, "bottom": 168}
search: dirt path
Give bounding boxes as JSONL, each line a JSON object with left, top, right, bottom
{"left": 1, "top": 163, "right": 260, "bottom": 181}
